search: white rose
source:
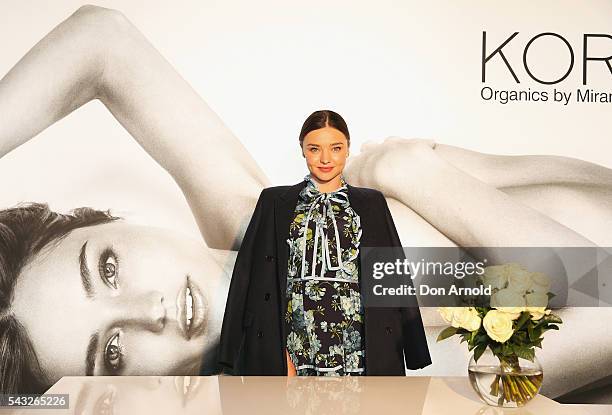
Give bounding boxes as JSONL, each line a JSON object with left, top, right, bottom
{"left": 530, "top": 272, "right": 551, "bottom": 294}
{"left": 450, "top": 307, "right": 482, "bottom": 331}
{"left": 438, "top": 307, "right": 455, "bottom": 325}
{"left": 525, "top": 291, "right": 548, "bottom": 308}
{"left": 491, "top": 288, "right": 526, "bottom": 319}
{"left": 506, "top": 264, "right": 533, "bottom": 294}
{"left": 483, "top": 310, "right": 515, "bottom": 343}
{"left": 525, "top": 292, "right": 549, "bottom": 320}
{"left": 482, "top": 265, "right": 508, "bottom": 290}
{"left": 526, "top": 307, "right": 546, "bottom": 320}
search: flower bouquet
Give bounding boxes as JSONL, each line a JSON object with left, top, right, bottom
{"left": 437, "top": 263, "right": 562, "bottom": 407}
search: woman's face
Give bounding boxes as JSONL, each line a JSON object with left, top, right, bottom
{"left": 10, "top": 222, "right": 229, "bottom": 385}
{"left": 302, "top": 127, "right": 349, "bottom": 187}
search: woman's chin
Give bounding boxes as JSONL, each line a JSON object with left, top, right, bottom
{"left": 310, "top": 171, "right": 339, "bottom": 183}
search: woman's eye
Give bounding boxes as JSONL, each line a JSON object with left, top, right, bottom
{"left": 333, "top": 147, "right": 341, "bottom": 152}
{"left": 309, "top": 148, "right": 319, "bottom": 153}
{"left": 104, "top": 332, "right": 123, "bottom": 374}
{"left": 99, "top": 249, "right": 119, "bottom": 289}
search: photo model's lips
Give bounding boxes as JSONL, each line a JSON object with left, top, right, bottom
{"left": 318, "top": 166, "right": 334, "bottom": 172}
{"left": 176, "top": 276, "right": 206, "bottom": 340}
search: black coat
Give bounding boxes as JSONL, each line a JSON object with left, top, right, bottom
{"left": 216, "top": 181, "right": 432, "bottom": 375}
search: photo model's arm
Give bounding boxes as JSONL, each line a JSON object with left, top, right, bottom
{"left": 346, "top": 138, "right": 601, "bottom": 249}
{"left": 0, "top": 5, "right": 269, "bottom": 250}
{"left": 350, "top": 140, "right": 612, "bottom": 397}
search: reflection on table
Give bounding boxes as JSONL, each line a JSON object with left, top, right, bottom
{"left": 1, "top": 376, "right": 599, "bottom": 414}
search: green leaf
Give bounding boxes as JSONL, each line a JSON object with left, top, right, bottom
{"left": 437, "top": 326, "right": 459, "bottom": 342}
{"left": 545, "top": 324, "right": 559, "bottom": 330}
{"left": 501, "top": 343, "right": 514, "bottom": 356}
{"left": 528, "top": 324, "right": 543, "bottom": 342}
{"left": 545, "top": 314, "right": 563, "bottom": 324}
{"left": 490, "top": 344, "right": 502, "bottom": 356}
{"left": 513, "top": 346, "right": 535, "bottom": 362}
{"left": 473, "top": 344, "right": 487, "bottom": 363}
{"left": 514, "top": 312, "right": 531, "bottom": 331}
{"left": 474, "top": 333, "right": 488, "bottom": 345}
{"left": 512, "top": 331, "right": 527, "bottom": 342}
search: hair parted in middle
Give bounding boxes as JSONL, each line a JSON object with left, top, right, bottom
{"left": 298, "top": 110, "right": 350, "bottom": 147}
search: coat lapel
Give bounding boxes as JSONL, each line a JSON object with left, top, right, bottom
{"left": 347, "top": 184, "right": 372, "bottom": 246}
{"left": 347, "top": 185, "right": 382, "bottom": 372}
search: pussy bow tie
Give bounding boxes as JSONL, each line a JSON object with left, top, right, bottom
{"left": 299, "top": 175, "right": 352, "bottom": 279}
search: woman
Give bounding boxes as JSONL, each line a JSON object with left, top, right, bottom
{"left": 0, "top": 5, "right": 610, "bottom": 397}
{"left": 218, "top": 110, "right": 431, "bottom": 376}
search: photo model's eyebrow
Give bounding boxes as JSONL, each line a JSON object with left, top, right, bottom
{"left": 79, "top": 241, "right": 95, "bottom": 298}
{"left": 85, "top": 331, "right": 99, "bottom": 376}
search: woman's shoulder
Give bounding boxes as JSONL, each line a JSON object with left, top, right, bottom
{"left": 259, "top": 183, "right": 304, "bottom": 199}
{"left": 347, "top": 184, "right": 385, "bottom": 201}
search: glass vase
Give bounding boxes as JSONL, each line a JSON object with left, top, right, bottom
{"left": 468, "top": 348, "right": 543, "bottom": 408}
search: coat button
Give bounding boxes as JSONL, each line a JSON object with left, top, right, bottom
{"left": 257, "top": 331, "right": 264, "bottom": 338}
{"left": 264, "top": 293, "right": 271, "bottom": 301}
{"left": 385, "top": 326, "right": 393, "bottom": 334}
{"left": 265, "top": 255, "right": 274, "bottom": 262}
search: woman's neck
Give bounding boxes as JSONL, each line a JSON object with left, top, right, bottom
{"left": 311, "top": 175, "right": 343, "bottom": 193}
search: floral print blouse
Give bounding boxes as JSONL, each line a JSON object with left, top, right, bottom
{"left": 285, "top": 175, "right": 366, "bottom": 376}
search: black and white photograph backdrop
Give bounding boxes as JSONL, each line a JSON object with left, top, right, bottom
{"left": 0, "top": 0, "right": 611, "bottom": 403}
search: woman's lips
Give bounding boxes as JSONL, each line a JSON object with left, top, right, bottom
{"left": 318, "top": 166, "right": 334, "bottom": 173}
{"left": 176, "top": 276, "right": 206, "bottom": 340}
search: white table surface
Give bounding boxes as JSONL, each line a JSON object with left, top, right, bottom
{"left": 1, "top": 376, "right": 609, "bottom": 414}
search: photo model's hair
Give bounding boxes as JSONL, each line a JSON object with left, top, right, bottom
{"left": 0, "top": 203, "right": 119, "bottom": 394}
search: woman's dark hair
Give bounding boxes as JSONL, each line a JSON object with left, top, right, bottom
{"left": 298, "top": 110, "right": 350, "bottom": 147}
{"left": 0, "top": 203, "right": 119, "bottom": 394}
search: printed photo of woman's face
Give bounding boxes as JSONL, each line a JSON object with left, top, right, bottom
{"left": 9, "top": 222, "right": 229, "bottom": 385}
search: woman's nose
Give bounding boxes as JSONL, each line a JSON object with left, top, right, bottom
{"left": 320, "top": 149, "right": 330, "bottom": 163}
{"left": 107, "top": 291, "right": 166, "bottom": 332}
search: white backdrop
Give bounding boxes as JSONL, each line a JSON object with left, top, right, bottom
{"left": 1, "top": 0, "right": 611, "bottom": 239}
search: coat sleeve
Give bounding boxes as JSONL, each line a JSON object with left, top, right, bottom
{"left": 379, "top": 193, "right": 433, "bottom": 370}
{"left": 216, "top": 189, "right": 267, "bottom": 373}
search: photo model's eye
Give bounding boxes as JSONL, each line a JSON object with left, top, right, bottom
{"left": 99, "top": 249, "right": 119, "bottom": 289}
{"left": 104, "top": 332, "right": 123, "bottom": 373}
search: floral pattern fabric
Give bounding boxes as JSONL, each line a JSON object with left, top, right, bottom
{"left": 285, "top": 175, "right": 366, "bottom": 376}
